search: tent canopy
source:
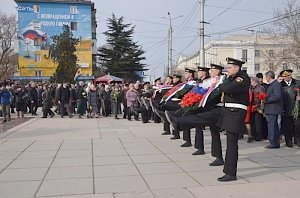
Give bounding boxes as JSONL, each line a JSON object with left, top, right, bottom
{"left": 94, "top": 74, "right": 123, "bottom": 83}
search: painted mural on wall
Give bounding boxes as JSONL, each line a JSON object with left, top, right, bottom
{"left": 17, "top": 2, "right": 92, "bottom": 77}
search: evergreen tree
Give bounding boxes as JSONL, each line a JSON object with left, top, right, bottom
{"left": 50, "top": 25, "right": 79, "bottom": 83}
{"left": 99, "top": 14, "right": 147, "bottom": 82}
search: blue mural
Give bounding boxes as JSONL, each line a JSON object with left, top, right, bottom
{"left": 18, "top": 2, "right": 92, "bottom": 59}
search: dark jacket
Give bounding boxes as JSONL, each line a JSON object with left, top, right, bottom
{"left": 58, "top": 86, "right": 71, "bottom": 104}
{"left": 42, "top": 89, "right": 53, "bottom": 109}
{"left": 281, "top": 79, "right": 299, "bottom": 116}
{"left": 217, "top": 71, "right": 250, "bottom": 134}
{"left": 264, "top": 80, "right": 283, "bottom": 115}
{"left": 29, "top": 87, "right": 38, "bottom": 101}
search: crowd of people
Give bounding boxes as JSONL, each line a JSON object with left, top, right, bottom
{"left": 0, "top": 57, "right": 300, "bottom": 182}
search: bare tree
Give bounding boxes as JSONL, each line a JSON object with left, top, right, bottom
{"left": 262, "top": 0, "right": 300, "bottom": 73}
{"left": 0, "top": 12, "right": 17, "bottom": 81}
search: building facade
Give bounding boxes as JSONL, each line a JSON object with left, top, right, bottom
{"left": 15, "top": 0, "right": 96, "bottom": 81}
{"left": 174, "top": 35, "right": 300, "bottom": 79}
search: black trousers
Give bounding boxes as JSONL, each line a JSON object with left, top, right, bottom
{"left": 176, "top": 107, "right": 223, "bottom": 158}
{"left": 281, "top": 115, "right": 295, "bottom": 145}
{"left": 223, "top": 131, "right": 239, "bottom": 176}
{"left": 43, "top": 108, "right": 55, "bottom": 118}
{"left": 31, "top": 100, "right": 38, "bottom": 114}
{"left": 294, "top": 117, "right": 300, "bottom": 144}
{"left": 251, "top": 112, "right": 263, "bottom": 140}
{"left": 194, "top": 128, "right": 204, "bottom": 150}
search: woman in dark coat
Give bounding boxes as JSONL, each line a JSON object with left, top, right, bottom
{"left": 42, "top": 85, "right": 55, "bottom": 118}
{"left": 111, "top": 86, "right": 121, "bottom": 119}
{"left": 15, "top": 87, "right": 28, "bottom": 118}
{"left": 77, "top": 82, "right": 88, "bottom": 118}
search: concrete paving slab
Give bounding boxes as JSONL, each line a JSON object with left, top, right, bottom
{"left": 52, "top": 157, "right": 92, "bottom": 167}
{"left": 131, "top": 154, "right": 170, "bottom": 164}
{"left": 0, "top": 180, "right": 40, "bottom": 198}
{"left": 143, "top": 173, "right": 200, "bottom": 190}
{"left": 0, "top": 151, "right": 20, "bottom": 160}
{"left": 0, "top": 167, "right": 48, "bottom": 181}
{"left": 136, "top": 162, "right": 183, "bottom": 175}
{"left": 19, "top": 150, "right": 57, "bottom": 159}
{"left": 175, "top": 160, "right": 220, "bottom": 172}
{"left": 37, "top": 178, "right": 93, "bottom": 197}
{"left": 57, "top": 150, "right": 92, "bottom": 158}
{"left": 1, "top": 114, "right": 300, "bottom": 197}
{"left": 114, "top": 191, "right": 154, "bottom": 198}
{"left": 93, "top": 156, "right": 132, "bottom": 166}
{"left": 8, "top": 158, "right": 53, "bottom": 169}
{"left": 46, "top": 166, "right": 92, "bottom": 179}
{"left": 94, "top": 164, "right": 139, "bottom": 177}
{"left": 189, "top": 170, "right": 248, "bottom": 186}
{"left": 166, "top": 153, "right": 206, "bottom": 162}
{"left": 239, "top": 167, "right": 293, "bottom": 182}
{"left": 153, "top": 188, "right": 196, "bottom": 198}
{"left": 38, "top": 194, "right": 114, "bottom": 198}
{"left": 188, "top": 180, "right": 300, "bottom": 198}
{"left": 95, "top": 176, "right": 148, "bottom": 193}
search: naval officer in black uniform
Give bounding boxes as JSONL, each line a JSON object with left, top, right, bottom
{"left": 217, "top": 57, "right": 250, "bottom": 181}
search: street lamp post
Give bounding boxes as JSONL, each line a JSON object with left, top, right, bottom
{"left": 162, "top": 13, "right": 183, "bottom": 76}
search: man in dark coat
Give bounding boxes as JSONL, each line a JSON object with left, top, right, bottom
{"left": 280, "top": 69, "right": 299, "bottom": 147}
{"left": 29, "top": 83, "right": 39, "bottom": 115}
{"left": 264, "top": 70, "right": 283, "bottom": 149}
{"left": 57, "top": 83, "right": 72, "bottom": 118}
{"left": 42, "top": 84, "right": 55, "bottom": 118}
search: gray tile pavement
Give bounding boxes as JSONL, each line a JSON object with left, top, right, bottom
{"left": 0, "top": 114, "right": 300, "bottom": 197}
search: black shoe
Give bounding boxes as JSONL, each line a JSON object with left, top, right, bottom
{"left": 265, "top": 145, "right": 280, "bottom": 149}
{"left": 181, "top": 142, "right": 192, "bottom": 147}
{"left": 239, "top": 134, "right": 244, "bottom": 140}
{"left": 161, "top": 131, "right": 171, "bottom": 135}
{"left": 297, "top": 142, "right": 300, "bottom": 148}
{"left": 50, "top": 114, "right": 55, "bottom": 118}
{"left": 209, "top": 158, "right": 224, "bottom": 166}
{"left": 170, "top": 136, "right": 180, "bottom": 140}
{"left": 115, "top": 117, "right": 119, "bottom": 119}
{"left": 69, "top": 115, "right": 73, "bottom": 118}
{"left": 254, "top": 138, "right": 262, "bottom": 141}
{"left": 41, "top": 117, "right": 47, "bottom": 118}
{"left": 217, "top": 174, "right": 237, "bottom": 182}
{"left": 286, "top": 143, "right": 293, "bottom": 148}
{"left": 247, "top": 137, "right": 254, "bottom": 143}
{"left": 165, "top": 111, "right": 179, "bottom": 131}
{"left": 192, "top": 149, "right": 205, "bottom": 155}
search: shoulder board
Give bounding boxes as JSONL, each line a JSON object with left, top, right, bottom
{"left": 235, "top": 77, "right": 244, "bottom": 83}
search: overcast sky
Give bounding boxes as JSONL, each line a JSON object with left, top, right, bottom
{"left": 1, "top": 0, "right": 296, "bottom": 79}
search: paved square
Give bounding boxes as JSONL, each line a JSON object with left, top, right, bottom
{"left": 0, "top": 115, "right": 300, "bottom": 197}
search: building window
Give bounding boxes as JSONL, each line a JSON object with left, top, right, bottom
{"left": 269, "top": 50, "right": 274, "bottom": 57}
{"left": 242, "top": 49, "right": 247, "bottom": 62}
{"left": 269, "top": 63, "right": 274, "bottom": 70}
{"left": 33, "top": 5, "right": 40, "bottom": 13}
{"left": 70, "top": 6, "right": 78, "bottom": 14}
{"left": 35, "top": 71, "right": 42, "bottom": 77}
{"left": 34, "top": 38, "right": 41, "bottom": 46}
{"left": 254, "top": 50, "right": 260, "bottom": 57}
{"left": 71, "top": 22, "right": 78, "bottom": 31}
{"left": 282, "top": 62, "right": 288, "bottom": 70}
{"left": 283, "top": 50, "right": 288, "bottom": 58}
{"left": 34, "top": 54, "right": 41, "bottom": 62}
{"left": 255, "top": 64, "right": 260, "bottom": 71}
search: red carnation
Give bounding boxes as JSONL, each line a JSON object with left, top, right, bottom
{"left": 256, "top": 92, "right": 267, "bottom": 101}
